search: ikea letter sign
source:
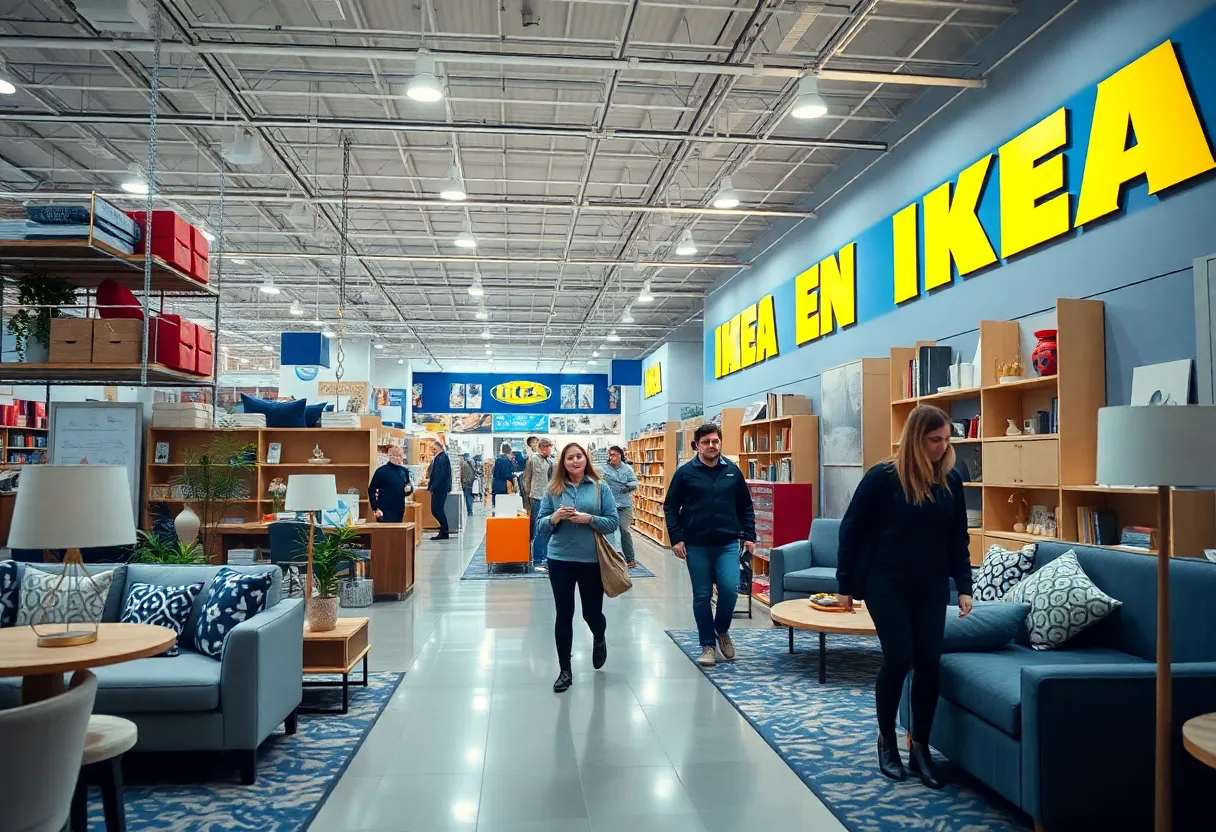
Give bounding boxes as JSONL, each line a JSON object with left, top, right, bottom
{"left": 491, "top": 381, "right": 551, "bottom": 406}
{"left": 643, "top": 363, "right": 663, "bottom": 398}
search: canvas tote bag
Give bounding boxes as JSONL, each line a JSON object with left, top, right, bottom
{"left": 595, "top": 482, "right": 633, "bottom": 597}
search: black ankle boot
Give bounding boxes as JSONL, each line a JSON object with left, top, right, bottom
{"left": 877, "top": 734, "right": 905, "bottom": 781}
{"left": 553, "top": 670, "right": 573, "bottom": 693}
{"left": 907, "top": 741, "right": 943, "bottom": 789}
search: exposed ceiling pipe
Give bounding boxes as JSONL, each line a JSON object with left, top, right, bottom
{"left": 218, "top": 251, "right": 745, "bottom": 269}
{"left": 0, "top": 37, "right": 986, "bottom": 88}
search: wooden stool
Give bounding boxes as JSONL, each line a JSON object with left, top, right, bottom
{"left": 70, "top": 715, "right": 137, "bottom": 831}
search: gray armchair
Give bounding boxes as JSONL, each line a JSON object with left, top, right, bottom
{"left": 769, "top": 518, "right": 841, "bottom": 606}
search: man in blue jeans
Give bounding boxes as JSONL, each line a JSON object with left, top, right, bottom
{"left": 663, "top": 423, "right": 756, "bottom": 666}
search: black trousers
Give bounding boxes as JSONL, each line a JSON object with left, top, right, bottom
{"left": 547, "top": 559, "right": 606, "bottom": 672}
{"left": 378, "top": 508, "right": 404, "bottom": 523}
{"left": 430, "top": 491, "right": 449, "bottom": 537}
{"left": 866, "top": 592, "right": 947, "bottom": 744}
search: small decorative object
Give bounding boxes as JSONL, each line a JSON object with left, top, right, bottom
{"left": 1023, "top": 418, "right": 1037, "bottom": 435}
{"left": 266, "top": 442, "right": 282, "bottom": 464}
{"left": 174, "top": 505, "right": 201, "bottom": 545}
{"left": 1006, "top": 419, "right": 1022, "bottom": 436}
{"left": 997, "top": 357, "right": 1024, "bottom": 384}
{"left": 948, "top": 364, "right": 960, "bottom": 388}
{"left": 268, "top": 477, "right": 287, "bottom": 514}
{"left": 1008, "top": 491, "right": 1028, "bottom": 534}
{"left": 148, "top": 484, "right": 171, "bottom": 501}
{"left": 959, "top": 363, "right": 976, "bottom": 389}
{"left": 809, "top": 592, "right": 848, "bottom": 613}
{"left": 154, "top": 441, "right": 170, "bottom": 464}
{"left": 951, "top": 421, "right": 967, "bottom": 437}
{"left": 308, "top": 443, "right": 330, "bottom": 464}
{"left": 1129, "top": 359, "right": 1192, "bottom": 406}
{"left": 340, "top": 577, "right": 373, "bottom": 608}
{"left": 1031, "top": 329, "right": 1058, "bottom": 376}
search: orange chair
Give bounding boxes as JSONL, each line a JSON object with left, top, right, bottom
{"left": 485, "top": 515, "right": 531, "bottom": 571}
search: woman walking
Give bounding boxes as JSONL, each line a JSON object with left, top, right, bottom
{"left": 490, "top": 442, "right": 515, "bottom": 507}
{"left": 837, "top": 405, "right": 973, "bottom": 789}
{"left": 601, "top": 445, "right": 640, "bottom": 567}
{"left": 535, "top": 442, "right": 620, "bottom": 693}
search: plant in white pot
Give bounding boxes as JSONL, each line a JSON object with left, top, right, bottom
{"left": 305, "top": 521, "right": 365, "bottom": 632}
{"left": 5, "top": 274, "right": 78, "bottom": 362}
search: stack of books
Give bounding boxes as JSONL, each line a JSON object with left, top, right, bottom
{"left": 321, "top": 412, "right": 361, "bottom": 428}
{"left": 152, "top": 402, "right": 213, "bottom": 428}
{"left": 1076, "top": 506, "right": 1117, "bottom": 545}
{"left": 1119, "top": 526, "right": 1157, "bottom": 551}
{"left": 215, "top": 412, "right": 265, "bottom": 429}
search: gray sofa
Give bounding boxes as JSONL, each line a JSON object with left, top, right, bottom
{"left": 769, "top": 518, "right": 841, "bottom": 605}
{"left": 1, "top": 562, "right": 304, "bottom": 784}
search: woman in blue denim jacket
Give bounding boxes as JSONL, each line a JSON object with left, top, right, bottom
{"left": 535, "top": 441, "right": 619, "bottom": 693}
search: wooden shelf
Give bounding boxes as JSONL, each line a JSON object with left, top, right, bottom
{"left": 920, "top": 386, "right": 982, "bottom": 403}
{"left": 0, "top": 362, "right": 211, "bottom": 386}
{"left": 0, "top": 236, "right": 218, "bottom": 296}
{"left": 1061, "top": 485, "right": 1157, "bottom": 495}
{"left": 983, "top": 433, "right": 1058, "bottom": 442}
{"left": 983, "top": 374, "right": 1058, "bottom": 392}
{"left": 950, "top": 438, "right": 982, "bottom": 445}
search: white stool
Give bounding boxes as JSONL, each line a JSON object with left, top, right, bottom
{"left": 70, "top": 715, "right": 137, "bottom": 831}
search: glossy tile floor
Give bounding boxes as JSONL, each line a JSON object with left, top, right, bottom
{"left": 310, "top": 506, "right": 845, "bottom": 832}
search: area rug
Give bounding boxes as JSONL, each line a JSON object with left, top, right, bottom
{"left": 666, "top": 628, "right": 1031, "bottom": 832}
{"left": 83, "top": 671, "right": 403, "bottom": 831}
{"left": 461, "top": 535, "right": 656, "bottom": 580}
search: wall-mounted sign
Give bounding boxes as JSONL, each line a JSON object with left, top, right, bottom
{"left": 493, "top": 413, "right": 550, "bottom": 433}
{"left": 491, "top": 380, "right": 552, "bottom": 406}
{"left": 415, "top": 372, "right": 613, "bottom": 413}
{"left": 294, "top": 366, "right": 319, "bottom": 381}
{"left": 643, "top": 363, "right": 663, "bottom": 398}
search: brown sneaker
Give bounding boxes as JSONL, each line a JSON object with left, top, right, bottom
{"left": 717, "top": 632, "right": 736, "bottom": 661}
{"left": 697, "top": 646, "right": 717, "bottom": 666}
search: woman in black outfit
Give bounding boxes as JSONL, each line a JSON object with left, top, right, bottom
{"left": 837, "top": 404, "right": 973, "bottom": 788}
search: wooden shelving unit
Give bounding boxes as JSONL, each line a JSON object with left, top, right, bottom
{"left": 889, "top": 298, "right": 1215, "bottom": 564}
{"left": 1, "top": 426, "right": 48, "bottom": 468}
{"left": 627, "top": 422, "right": 678, "bottom": 547}
{"left": 749, "top": 482, "right": 814, "bottom": 606}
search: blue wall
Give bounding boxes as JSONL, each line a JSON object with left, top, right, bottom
{"left": 704, "top": 0, "right": 1216, "bottom": 412}
{"left": 414, "top": 372, "right": 618, "bottom": 414}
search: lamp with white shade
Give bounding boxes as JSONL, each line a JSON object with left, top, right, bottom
{"left": 8, "top": 466, "right": 137, "bottom": 647}
{"left": 285, "top": 474, "right": 338, "bottom": 621}
{"left": 1096, "top": 404, "right": 1216, "bottom": 832}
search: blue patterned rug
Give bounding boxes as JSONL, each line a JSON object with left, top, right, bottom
{"left": 666, "top": 628, "right": 1032, "bottom": 832}
{"left": 461, "top": 535, "right": 656, "bottom": 580}
{"left": 83, "top": 672, "right": 402, "bottom": 831}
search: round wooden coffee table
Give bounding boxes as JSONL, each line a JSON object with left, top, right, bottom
{"left": 0, "top": 623, "right": 177, "bottom": 704}
{"left": 770, "top": 599, "right": 877, "bottom": 683}
{"left": 1183, "top": 713, "right": 1216, "bottom": 769}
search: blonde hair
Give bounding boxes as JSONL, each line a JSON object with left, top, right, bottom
{"left": 893, "top": 405, "right": 955, "bottom": 505}
{"left": 549, "top": 442, "right": 600, "bottom": 496}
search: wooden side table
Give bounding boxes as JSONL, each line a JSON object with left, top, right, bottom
{"left": 302, "top": 617, "right": 370, "bottom": 715}
{"left": 1183, "top": 713, "right": 1216, "bottom": 769}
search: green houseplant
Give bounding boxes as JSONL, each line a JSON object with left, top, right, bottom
{"left": 172, "top": 434, "right": 256, "bottom": 557}
{"left": 303, "top": 521, "right": 366, "bottom": 631}
{"left": 133, "top": 530, "right": 205, "bottom": 564}
{"left": 5, "top": 274, "right": 78, "bottom": 362}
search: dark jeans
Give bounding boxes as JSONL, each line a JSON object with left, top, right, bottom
{"left": 866, "top": 592, "right": 947, "bottom": 743}
{"left": 685, "top": 542, "right": 739, "bottom": 647}
{"left": 430, "top": 491, "right": 449, "bottom": 538}
{"left": 463, "top": 486, "right": 474, "bottom": 516}
{"left": 378, "top": 509, "right": 404, "bottom": 523}
{"left": 530, "top": 498, "right": 546, "bottom": 564}
{"left": 547, "top": 558, "right": 605, "bottom": 672}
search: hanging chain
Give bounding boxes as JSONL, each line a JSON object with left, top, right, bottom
{"left": 211, "top": 148, "right": 225, "bottom": 398}
{"left": 139, "top": 3, "right": 162, "bottom": 385}
{"left": 335, "top": 131, "right": 351, "bottom": 385}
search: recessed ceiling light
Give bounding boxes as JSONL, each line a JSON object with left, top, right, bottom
{"left": 485, "top": 348, "right": 493, "bottom": 355}
{"left": 259, "top": 277, "right": 280, "bottom": 295}
{"left": 468, "top": 277, "right": 485, "bottom": 297}
{"left": 791, "top": 75, "right": 828, "bottom": 120}
{"left": 586, "top": 360, "right": 598, "bottom": 366}
{"left": 675, "top": 229, "right": 697, "bottom": 256}
{"left": 0, "top": 74, "right": 15, "bottom": 96}
{"left": 397, "top": 358, "right": 405, "bottom": 365}
{"left": 606, "top": 330, "right": 621, "bottom": 342}
{"left": 373, "top": 343, "right": 384, "bottom": 350}
{"left": 711, "top": 175, "right": 741, "bottom": 209}
{"left": 454, "top": 221, "right": 476, "bottom": 249}
{"left": 474, "top": 308, "right": 489, "bottom": 320}
{"left": 289, "top": 300, "right": 304, "bottom": 316}
{"left": 231, "top": 257, "right": 248, "bottom": 265}
{"left": 592, "top": 350, "right": 599, "bottom": 357}
{"left": 406, "top": 50, "right": 444, "bottom": 102}
{"left": 120, "top": 163, "right": 148, "bottom": 195}
{"left": 438, "top": 165, "right": 467, "bottom": 201}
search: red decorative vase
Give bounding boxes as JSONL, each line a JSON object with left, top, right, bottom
{"left": 1032, "top": 329, "right": 1058, "bottom": 376}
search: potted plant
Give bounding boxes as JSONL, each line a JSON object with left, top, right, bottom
{"left": 5, "top": 274, "right": 78, "bottom": 362}
{"left": 172, "top": 434, "right": 256, "bottom": 558}
{"left": 133, "top": 530, "right": 205, "bottom": 564}
{"left": 304, "top": 521, "right": 365, "bottom": 631}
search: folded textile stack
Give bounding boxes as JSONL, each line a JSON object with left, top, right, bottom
{"left": 0, "top": 202, "right": 141, "bottom": 253}
{"left": 216, "top": 412, "right": 267, "bottom": 429}
{"left": 152, "top": 401, "right": 213, "bottom": 429}
{"left": 320, "top": 411, "right": 361, "bottom": 428}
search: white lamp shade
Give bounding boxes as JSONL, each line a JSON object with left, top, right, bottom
{"left": 9, "top": 465, "right": 136, "bottom": 549}
{"left": 1096, "top": 405, "right": 1216, "bottom": 487}
{"left": 285, "top": 474, "right": 339, "bottom": 512}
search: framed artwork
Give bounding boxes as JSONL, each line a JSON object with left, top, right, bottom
{"left": 449, "top": 383, "right": 467, "bottom": 409}
{"left": 411, "top": 383, "right": 423, "bottom": 409}
{"left": 467, "top": 383, "right": 483, "bottom": 409}
{"left": 560, "top": 385, "right": 577, "bottom": 410}
{"left": 266, "top": 442, "right": 282, "bottom": 464}
{"left": 154, "top": 441, "right": 170, "bottom": 464}
{"left": 1130, "top": 359, "right": 1192, "bottom": 406}
{"left": 608, "top": 385, "right": 620, "bottom": 410}
{"left": 577, "top": 384, "right": 594, "bottom": 410}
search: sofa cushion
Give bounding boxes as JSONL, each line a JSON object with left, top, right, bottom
{"left": 943, "top": 601, "right": 1031, "bottom": 652}
{"left": 16, "top": 562, "right": 127, "bottom": 622}
{"left": 973, "top": 543, "right": 1036, "bottom": 601}
{"left": 809, "top": 518, "right": 840, "bottom": 568}
{"left": 240, "top": 393, "right": 306, "bottom": 428}
{"left": 92, "top": 651, "right": 221, "bottom": 714}
{"left": 1005, "top": 551, "right": 1122, "bottom": 650}
{"left": 194, "top": 567, "right": 274, "bottom": 659}
{"left": 304, "top": 401, "right": 333, "bottom": 428}
{"left": 783, "top": 566, "right": 839, "bottom": 595}
{"left": 939, "top": 645, "right": 1148, "bottom": 737}
{"left": 119, "top": 582, "right": 204, "bottom": 656}
{"left": 16, "top": 567, "right": 116, "bottom": 627}
{"left": 0, "top": 560, "right": 18, "bottom": 627}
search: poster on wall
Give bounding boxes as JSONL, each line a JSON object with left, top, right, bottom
{"left": 608, "top": 385, "right": 620, "bottom": 410}
{"left": 549, "top": 416, "right": 573, "bottom": 433}
{"left": 411, "top": 383, "right": 423, "bottom": 409}
{"left": 560, "top": 385, "right": 577, "bottom": 410}
{"left": 493, "top": 413, "right": 549, "bottom": 433}
{"left": 578, "top": 384, "right": 594, "bottom": 410}
{"left": 821, "top": 362, "right": 863, "bottom": 465}
{"left": 449, "top": 383, "right": 467, "bottom": 409}
{"left": 413, "top": 412, "right": 451, "bottom": 432}
{"left": 587, "top": 415, "right": 621, "bottom": 435}
{"left": 467, "top": 383, "right": 483, "bottom": 409}
{"left": 370, "top": 387, "right": 390, "bottom": 416}
{"left": 451, "top": 413, "right": 493, "bottom": 433}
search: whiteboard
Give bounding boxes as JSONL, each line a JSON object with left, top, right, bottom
{"left": 49, "top": 402, "right": 144, "bottom": 521}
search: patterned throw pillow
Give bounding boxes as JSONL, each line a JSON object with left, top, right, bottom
{"left": 120, "top": 582, "right": 204, "bottom": 657}
{"left": 1004, "top": 550, "right": 1122, "bottom": 650}
{"left": 0, "top": 560, "right": 19, "bottom": 627}
{"left": 16, "top": 568, "right": 115, "bottom": 627}
{"left": 973, "top": 543, "right": 1037, "bottom": 601}
{"left": 194, "top": 568, "right": 273, "bottom": 659}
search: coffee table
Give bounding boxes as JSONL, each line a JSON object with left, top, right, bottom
{"left": 1183, "top": 713, "right": 1216, "bottom": 769}
{"left": 302, "top": 617, "right": 370, "bottom": 715}
{"left": 769, "top": 599, "right": 877, "bottom": 684}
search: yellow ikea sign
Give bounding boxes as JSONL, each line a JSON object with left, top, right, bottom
{"left": 643, "top": 363, "right": 663, "bottom": 398}
{"left": 490, "top": 381, "right": 551, "bottom": 406}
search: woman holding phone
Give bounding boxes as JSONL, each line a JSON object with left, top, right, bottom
{"left": 535, "top": 442, "right": 620, "bottom": 693}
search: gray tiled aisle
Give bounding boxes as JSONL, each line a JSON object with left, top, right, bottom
{"left": 310, "top": 507, "right": 845, "bottom": 832}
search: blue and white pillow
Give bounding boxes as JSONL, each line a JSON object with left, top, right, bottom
{"left": 120, "top": 581, "right": 204, "bottom": 656}
{"left": 972, "top": 543, "right": 1036, "bottom": 601}
{"left": 194, "top": 568, "right": 273, "bottom": 659}
{"left": 0, "top": 560, "right": 19, "bottom": 628}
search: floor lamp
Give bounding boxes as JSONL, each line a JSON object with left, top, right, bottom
{"left": 1096, "top": 405, "right": 1216, "bottom": 832}
{"left": 284, "top": 474, "right": 338, "bottom": 619}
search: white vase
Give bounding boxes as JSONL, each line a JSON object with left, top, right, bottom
{"left": 174, "top": 506, "right": 201, "bottom": 544}
{"left": 24, "top": 337, "right": 49, "bottom": 363}
{"left": 959, "top": 363, "right": 976, "bottom": 388}
{"left": 307, "top": 596, "right": 339, "bottom": 632}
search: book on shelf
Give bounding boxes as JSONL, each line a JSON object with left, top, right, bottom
{"left": 742, "top": 401, "right": 767, "bottom": 422}
{"left": 1076, "top": 507, "right": 1118, "bottom": 545}
{"left": 1119, "top": 525, "right": 1157, "bottom": 551}
{"left": 1050, "top": 397, "right": 1059, "bottom": 434}
{"left": 919, "top": 345, "right": 952, "bottom": 395}
{"left": 758, "top": 434, "right": 769, "bottom": 452}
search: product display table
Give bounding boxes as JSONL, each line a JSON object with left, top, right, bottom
{"left": 1183, "top": 712, "right": 1216, "bottom": 769}
{"left": 302, "top": 616, "right": 370, "bottom": 715}
{"left": 769, "top": 600, "right": 876, "bottom": 684}
{"left": 0, "top": 623, "right": 177, "bottom": 704}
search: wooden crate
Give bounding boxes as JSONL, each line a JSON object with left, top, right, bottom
{"left": 48, "top": 318, "right": 93, "bottom": 363}
{"left": 92, "top": 319, "right": 143, "bottom": 364}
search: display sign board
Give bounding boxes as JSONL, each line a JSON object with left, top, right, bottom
{"left": 493, "top": 413, "right": 550, "bottom": 433}
{"left": 643, "top": 363, "right": 663, "bottom": 398}
{"left": 414, "top": 372, "right": 614, "bottom": 413}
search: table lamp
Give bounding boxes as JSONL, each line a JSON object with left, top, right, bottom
{"left": 1096, "top": 405, "right": 1216, "bottom": 832}
{"left": 8, "top": 465, "right": 137, "bottom": 647}
{"left": 284, "top": 474, "right": 338, "bottom": 609}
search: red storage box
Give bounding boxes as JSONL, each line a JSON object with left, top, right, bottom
{"left": 192, "top": 252, "right": 210, "bottom": 283}
{"left": 195, "top": 327, "right": 214, "bottom": 377}
{"left": 191, "top": 226, "right": 210, "bottom": 260}
{"left": 152, "top": 314, "right": 197, "bottom": 372}
{"left": 127, "top": 210, "right": 193, "bottom": 273}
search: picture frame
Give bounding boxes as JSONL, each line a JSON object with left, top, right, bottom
{"left": 951, "top": 421, "right": 967, "bottom": 438}
{"left": 148, "top": 484, "right": 171, "bottom": 501}
{"left": 154, "top": 441, "right": 170, "bottom": 463}
{"left": 266, "top": 442, "right": 282, "bottom": 464}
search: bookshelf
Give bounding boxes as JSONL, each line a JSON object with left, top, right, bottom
{"left": 737, "top": 413, "right": 819, "bottom": 486}
{"left": 2, "top": 426, "right": 49, "bottom": 467}
{"left": 626, "top": 422, "right": 678, "bottom": 547}
{"left": 889, "top": 298, "right": 1215, "bottom": 564}
{"left": 749, "top": 482, "right": 813, "bottom": 606}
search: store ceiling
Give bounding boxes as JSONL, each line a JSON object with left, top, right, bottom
{"left": 0, "top": 0, "right": 1022, "bottom": 371}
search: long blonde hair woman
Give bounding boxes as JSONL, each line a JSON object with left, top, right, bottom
{"left": 836, "top": 405, "right": 973, "bottom": 789}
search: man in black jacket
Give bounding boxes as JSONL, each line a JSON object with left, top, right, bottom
{"left": 425, "top": 439, "right": 453, "bottom": 541}
{"left": 367, "top": 445, "right": 413, "bottom": 522}
{"left": 663, "top": 423, "right": 756, "bottom": 666}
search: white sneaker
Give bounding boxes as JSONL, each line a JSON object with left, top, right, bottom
{"left": 697, "top": 646, "right": 717, "bottom": 666}
{"left": 717, "top": 633, "right": 736, "bottom": 661}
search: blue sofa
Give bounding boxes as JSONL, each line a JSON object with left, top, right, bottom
{"left": 769, "top": 518, "right": 842, "bottom": 605}
{"left": 902, "top": 542, "right": 1216, "bottom": 830}
{"left": 1, "top": 562, "right": 304, "bottom": 784}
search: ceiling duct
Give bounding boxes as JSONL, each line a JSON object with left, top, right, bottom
{"left": 222, "top": 129, "right": 262, "bottom": 165}
{"left": 72, "top": 0, "right": 149, "bottom": 33}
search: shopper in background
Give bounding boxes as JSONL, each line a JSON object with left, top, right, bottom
{"left": 424, "top": 439, "right": 452, "bottom": 541}
{"left": 522, "top": 438, "right": 556, "bottom": 569}
{"left": 368, "top": 445, "right": 413, "bottom": 522}
{"left": 459, "top": 452, "right": 476, "bottom": 517}
{"left": 837, "top": 404, "right": 973, "bottom": 789}
{"left": 525, "top": 435, "right": 539, "bottom": 458}
{"left": 663, "top": 423, "right": 755, "bottom": 667}
{"left": 602, "top": 445, "right": 640, "bottom": 568}
{"left": 535, "top": 442, "right": 619, "bottom": 693}
{"left": 491, "top": 442, "right": 515, "bottom": 507}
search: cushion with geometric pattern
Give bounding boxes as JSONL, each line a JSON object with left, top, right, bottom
{"left": 120, "top": 581, "right": 204, "bottom": 656}
{"left": 0, "top": 560, "right": 19, "bottom": 627}
{"left": 1004, "top": 550, "right": 1122, "bottom": 650}
{"left": 972, "top": 543, "right": 1036, "bottom": 601}
{"left": 16, "top": 567, "right": 115, "bottom": 628}
{"left": 194, "top": 567, "right": 273, "bottom": 659}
